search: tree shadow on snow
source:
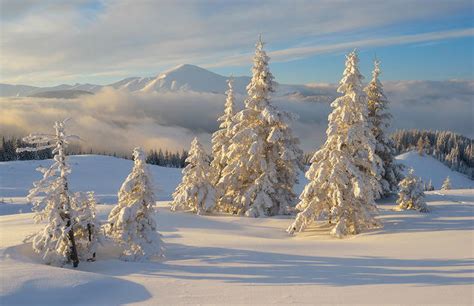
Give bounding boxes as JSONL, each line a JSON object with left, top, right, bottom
{"left": 156, "top": 208, "right": 245, "bottom": 233}
{"left": 2, "top": 277, "right": 151, "bottom": 306}
{"left": 375, "top": 202, "right": 474, "bottom": 234}
{"left": 425, "top": 192, "right": 474, "bottom": 204}
{"left": 91, "top": 243, "right": 473, "bottom": 287}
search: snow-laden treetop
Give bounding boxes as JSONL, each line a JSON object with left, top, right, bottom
{"left": 246, "top": 36, "right": 275, "bottom": 109}
{"left": 338, "top": 49, "right": 364, "bottom": 94}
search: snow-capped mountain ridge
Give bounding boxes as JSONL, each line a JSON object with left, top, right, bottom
{"left": 0, "top": 64, "right": 328, "bottom": 99}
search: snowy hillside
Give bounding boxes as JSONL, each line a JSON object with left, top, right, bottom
{"left": 0, "top": 83, "right": 102, "bottom": 97}
{"left": 1, "top": 153, "right": 472, "bottom": 216}
{"left": 0, "top": 155, "right": 182, "bottom": 215}
{"left": 396, "top": 150, "right": 474, "bottom": 189}
{"left": 109, "top": 76, "right": 154, "bottom": 91}
{"left": 0, "top": 84, "right": 38, "bottom": 97}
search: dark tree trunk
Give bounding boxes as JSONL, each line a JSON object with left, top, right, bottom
{"left": 66, "top": 214, "right": 80, "bottom": 267}
{"left": 87, "top": 223, "right": 96, "bottom": 261}
{"left": 63, "top": 179, "right": 79, "bottom": 268}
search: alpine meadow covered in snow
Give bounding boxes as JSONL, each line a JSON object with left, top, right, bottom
{"left": 1, "top": 1, "right": 473, "bottom": 305}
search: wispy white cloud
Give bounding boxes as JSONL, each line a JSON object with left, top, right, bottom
{"left": 206, "top": 28, "right": 474, "bottom": 67}
{"left": 0, "top": 0, "right": 472, "bottom": 85}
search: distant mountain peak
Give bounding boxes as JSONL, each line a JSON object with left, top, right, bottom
{"left": 158, "top": 64, "right": 218, "bottom": 79}
{"left": 168, "top": 63, "right": 205, "bottom": 71}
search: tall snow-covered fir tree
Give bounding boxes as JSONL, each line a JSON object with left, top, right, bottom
{"left": 17, "top": 119, "right": 81, "bottom": 266}
{"left": 288, "top": 50, "right": 382, "bottom": 238}
{"left": 396, "top": 169, "right": 429, "bottom": 212}
{"left": 171, "top": 137, "right": 216, "bottom": 215}
{"left": 365, "top": 59, "right": 403, "bottom": 197}
{"left": 441, "top": 176, "right": 452, "bottom": 190}
{"left": 270, "top": 109, "right": 304, "bottom": 214}
{"left": 211, "top": 78, "right": 236, "bottom": 207}
{"left": 217, "top": 36, "right": 303, "bottom": 217}
{"left": 108, "top": 147, "right": 163, "bottom": 261}
{"left": 417, "top": 135, "right": 431, "bottom": 156}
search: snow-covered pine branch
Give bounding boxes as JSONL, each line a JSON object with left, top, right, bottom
{"left": 71, "top": 191, "right": 103, "bottom": 261}
{"left": 265, "top": 107, "right": 304, "bottom": 215}
{"left": 172, "top": 137, "right": 216, "bottom": 214}
{"left": 396, "top": 169, "right": 429, "bottom": 212}
{"left": 211, "top": 78, "right": 236, "bottom": 209}
{"left": 365, "top": 59, "right": 403, "bottom": 196}
{"left": 18, "top": 119, "right": 80, "bottom": 266}
{"left": 107, "top": 147, "right": 163, "bottom": 261}
{"left": 288, "top": 50, "right": 382, "bottom": 238}
{"left": 217, "top": 36, "right": 302, "bottom": 217}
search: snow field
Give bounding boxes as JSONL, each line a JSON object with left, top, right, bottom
{"left": 0, "top": 154, "right": 473, "bottom": 304}
{"left": 1, "top": 190, "right": 473, "bottom": 305}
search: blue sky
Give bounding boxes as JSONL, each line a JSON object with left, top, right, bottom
{"left": 1, "top": 0, "right": 473, "bottom": 86}
{"left": 212, "top": 9, "right": 474, "bottom": 84}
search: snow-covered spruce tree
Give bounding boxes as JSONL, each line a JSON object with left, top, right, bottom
{"left": 441, "top": 176, "right": 452, "bottom": 190}
{"left": 270, "top": 110, "right": 304, "bottom": 214}
{"left": 71, "top": 191, "right": 102, "bottom": 261}
{"left": 107, "top": 147, "right": 163, "bottom": 261}
{"left": 211, "top": 78, "right": 235, "bottom": 208}
{"left": 17, "top": 119, "right": 80, "bottom": 266}
{"left": 217, "top": 36, "right": 303, "bottom": 217}
{"left": 446, "top": 145, "right": 460, "bottom": 170}
{"left": 288, "top": 50, "right": 382, "bottom": 238}
{"left": 365, "top": 59, "right": 403, "bottom": 196}
{"left": 396, "top": 169, "right": 429, "bottom": 212}
{"left": 417, "top": 135, "right": 431, "bottom": 156}
{"left": 171, "top": 137, "right": 216, "bottom": 214}
{"left": 424, "top": 179, "right": 434, "bottom": 191}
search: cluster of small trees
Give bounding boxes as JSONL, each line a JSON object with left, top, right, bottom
{"left": 19, "top": 120, "right": 162, "bottom": 267}
{"left": 171, "top": 38, "right": 411, "bottom": 238}
{"left": 392, "top": 130, "right": 473, "bottom": 178}
{"left": 146, "top": 149, "right": 188, "bottom": 168}
{"left": 172, "top": 37, "right": 304, "bottom": 218}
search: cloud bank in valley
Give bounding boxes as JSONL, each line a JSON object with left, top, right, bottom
{"left": 0, "top": 80, "right": 472, "bottom": 154}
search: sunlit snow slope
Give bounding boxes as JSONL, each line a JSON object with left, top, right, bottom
{"left": 396, "top": 150, "right": 473, "bottom": 189}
